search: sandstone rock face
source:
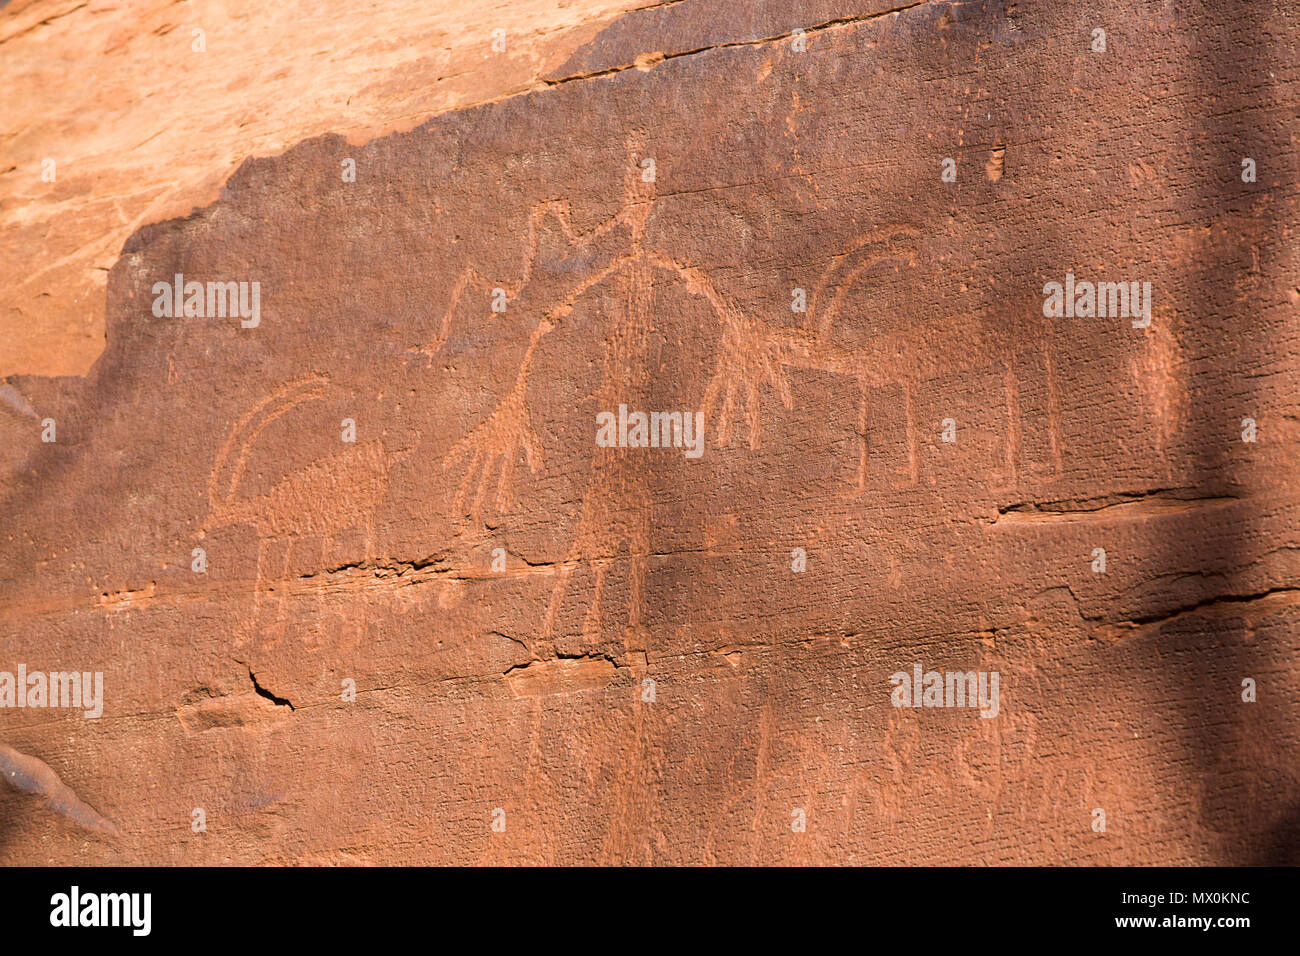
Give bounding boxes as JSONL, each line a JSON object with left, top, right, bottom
{"left": 0, "top": 0, "right": 647, "bottom": 377}
{"left": 1, "top": 0, "right": 1298, "bottom": 865}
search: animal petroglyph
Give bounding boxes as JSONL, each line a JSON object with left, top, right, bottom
{"left": 771, "top": 225, "right": 1065, "bottom": 490}
{"left": 204, "top": 375, "right": 403, "bottom": 649}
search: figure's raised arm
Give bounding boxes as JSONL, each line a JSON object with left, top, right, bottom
{"left": 422, "top": 199, "right": 639, "bottom": 359}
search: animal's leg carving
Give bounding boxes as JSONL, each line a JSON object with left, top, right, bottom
{"left": 241, "top": 537, "right": 272, "bottom": 649}
{"left": 855, "top": 377, "right": 869, "bottom": 491}
{"left": 303, "top": 534, "right": 331, "bottom": 651}
{"left": 894, "top": 381, "right": 919, "bottom": 489}
{"left": 1000, "top": 359, "right": 1021, "bottom": 489}
{"left": 906, "top": 382, "right": 919, "bottom": 486}
{"left": 268, "top": 537, "right": 295, "bottom": 648}
{"left": 1044, "top": 343, "right": 1065, "bottom": 479}
{"left": 622, "top": 550, "right": 650, "bottom": 656}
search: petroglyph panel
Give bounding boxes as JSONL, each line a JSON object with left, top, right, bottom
{"left": 1, "top": 0, "right": 1298, "bottom": 864}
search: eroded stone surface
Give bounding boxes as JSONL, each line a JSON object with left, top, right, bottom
{"left": 1, "top": 0, "right": 1298, "bottom": 864}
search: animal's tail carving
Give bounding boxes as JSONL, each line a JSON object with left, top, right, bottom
{"left": 205, "top": 375, "right": 329, "bottom": 530}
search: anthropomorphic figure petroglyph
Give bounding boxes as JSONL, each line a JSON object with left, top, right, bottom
{"left": 429, "top": 147, "right": 790, "bottom": 652}
{"left": 431, "top": 151, "right": 1064, "bottom": 648}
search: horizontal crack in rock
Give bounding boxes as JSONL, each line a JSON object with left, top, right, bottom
{"left": 1094, "top": 587, "right": 1300, "bottom": 640}
{"left": 995, "top": 488, "right": 1239, "bottom": 524}
{"left": 502, "top": 652, "right": 625, "bottom": 698}
{"left": 540, "top": 1, "right": 926, "bottom": 88}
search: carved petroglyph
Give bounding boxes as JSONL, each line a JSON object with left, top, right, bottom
{"left": 771, "top": 225, "right": 1065, "bottom": 490}
{"left": 431, "top": 146, "right": 780, "bottom": 648}
{"left": 443, "top": 318, "right": 553, "bottom": 521}
{"left": 430, "top": 146, "right": 787, "bottom": 514}
{"left": 431, "top": 154, "right": 1066, "bottom": 645}
{"left": 769, "top": 225, "right": 922, "bottom": 488}
{"left": 204, "top": 376, "right": 402, "bottom": 649}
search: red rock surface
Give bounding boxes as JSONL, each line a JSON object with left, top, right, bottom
{"left": 1, "top": 0, "right": 1298, "bottom": 864}
{"left": 0, "top": 0, "right": 647, "bottom": 377}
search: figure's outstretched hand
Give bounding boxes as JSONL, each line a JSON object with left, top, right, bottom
{"left": 444, "top": 381, "right": 544, "bottom": 521}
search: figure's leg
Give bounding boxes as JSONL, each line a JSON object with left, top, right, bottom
{"left": 269, "top": 537, "right": 295, "bottom": 647}
{"left": 543, "top": 462, "right": 614, "bottom": 643}
{"left": 855, "top": 378, "right": 869, "bottom": 492}
{"left": 241, "top": 537, "right": 270, "bottom": 648}
{"left": 543, "top": 561, "right": 576, "bottom": 642}
{"left": 1000, "top": 359, "right": 1021, "bottom": 489}
{"left": 905, "top": 381, "right": 919, "bottom": 486}
{"left": 893, "top": 381, "right": 919, "bottom": 489}
{"left": 348, "top": 520, "right": 376, "bottom": 652}
{"left": 621, "top": 496, "right": 654, "bottom": 653}
{"left": 308, "top": 535, "right": 331, "bottom": 651}
{"left": 581, "top": 558, "right": 611, "bottom": 641}
{"left": 1044, "top": 343, "right": 1064, "bottom": 479}
{"left": 623, "top": 547, "right": 650, "bottom": 657}
{"left": 495, "top": 445, "right": 517, "bottom": 514}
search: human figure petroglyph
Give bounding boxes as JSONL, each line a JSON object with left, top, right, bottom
{"left": 543, "top": 231, "right": 655, "bottom": 649}
{"left": 428, "top": 145, "right": 790, "bottom": 493}
{"left": 203, "top": 375, "right": 403, "bottom": 649}
{"left": 430, "top": 151, "right": 1065, "bottom": 647}
{"left": 429, "top": 144, "right": 787, "bottom": 650}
